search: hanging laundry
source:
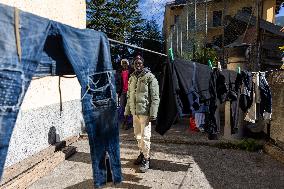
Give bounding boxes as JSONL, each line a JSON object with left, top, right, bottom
{"left": 155, "top": 61, "right": 178, "bottom": 135}
{"left": 243, "top": 72, "right": 272, "bottom": 123}
{"left": 237, "top": 71, "right": 254, "bottom": 113}
{"left": 156, "top": 59, "right": 212, "bottom": 135}
{"left": 259, "top": 72, "right": 272, "bottom": 120}
{"left": 224, "top": 72, "right": 239, "bottom": 134}
{"left": 245, "top": 72, "right": 261, "bottom": 123}
{"left": 194, "top": 113, "right": 205, "bottom": 132}
{"left": 156, "top": 59, "right": 231, "bottom": 138}
{"left": 0, "top": 4, "right": 121, "bottom": 187}
{"left": 206, "top": 68, "right": 228, "bottom": 139}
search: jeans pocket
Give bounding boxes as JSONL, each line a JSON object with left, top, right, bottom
{"left": 87, "top": 71, "right": 115, "bottom": 109}
{"left": 0, "top": 68, "right": 24, "bottom": 111}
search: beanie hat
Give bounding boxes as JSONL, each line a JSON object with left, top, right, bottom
{"left": 133, "top": 55, "right": 144, "bottom": 64}
{"left": 121, "top": 59, "right": 129, "bottom": 65}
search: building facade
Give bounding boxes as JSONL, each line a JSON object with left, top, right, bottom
{"left": 163, "top": 0, "right": 277, "bottom": 58}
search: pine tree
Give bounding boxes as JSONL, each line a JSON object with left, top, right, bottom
{"left": 140, "top": 19, "right": 164, "bottom": 73}
{"left": 87, "top": 0, "right": 145, "bottom": 65}
{"left": 87, "top": 0, "right": 144, "bottom": 44}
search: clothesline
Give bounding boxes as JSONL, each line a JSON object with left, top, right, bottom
{"left": 108, "top": 38, "right": 168, "bottom": 57}
{"left": 251, "top": 68, "right": 283, "bottom": 74}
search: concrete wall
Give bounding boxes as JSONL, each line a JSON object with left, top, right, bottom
{"left": 0, "top": 0, "right": 86, "bottom": 167}
{"left": 0, "top": 0, "right": 86, "bottom": 28}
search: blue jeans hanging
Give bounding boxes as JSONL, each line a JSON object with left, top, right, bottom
{"left": 0, "top": 4, "right": 121, "bottom": 188}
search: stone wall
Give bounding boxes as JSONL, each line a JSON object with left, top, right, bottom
{"left": 268, "top": 71, "right": 284, "bottom": 146}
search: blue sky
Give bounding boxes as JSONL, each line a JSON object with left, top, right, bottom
{"left": 277, "top": 6, "right": 284, "bottom": 17}
{"left": 139, "top": 0, "right": 170, "bottom": 30}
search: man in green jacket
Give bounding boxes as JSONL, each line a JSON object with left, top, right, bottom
{"left": 124, "top": 55, "right": 160, "bottom": 172}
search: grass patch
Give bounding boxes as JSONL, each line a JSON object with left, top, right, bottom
{"left": 214, "top": 138, "right": 263, "bottom": 152}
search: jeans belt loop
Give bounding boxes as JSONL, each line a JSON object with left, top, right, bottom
{"left": 14, "top": 7, "right": 21, "bottom": 63}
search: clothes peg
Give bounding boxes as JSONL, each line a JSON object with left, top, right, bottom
{"left": 168, "top": 48, "right": 174, "bottom": 62}
{"left": 208, "top": 60, "right": 213, "bottom": 69}
{"left": 217, "top": 61, "right": 222, "bottom": 71}
{"left": 237, "top": 66, "right": 241, "bottom": 74}
{"left": 279, "top": 45, "right": 284, "bottom": 51}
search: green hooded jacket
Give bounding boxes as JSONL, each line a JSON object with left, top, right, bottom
{"left": 124, "top": 68, "right": 160, "bottom": 118}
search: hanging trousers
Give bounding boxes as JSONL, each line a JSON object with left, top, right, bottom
{"left": 0, "top": 3, "right": 121, "bottom": 187}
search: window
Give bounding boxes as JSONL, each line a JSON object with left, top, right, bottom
{"left": 188, "top": 12, "right": 195, "bottom": 28}
{"left": 174, "top": 15, "right": 180, "bottom": 23}
{"left": 242, "top": 7, "right": 253, "bottom": 14}
{"left": 213, "top": 11, "right": 222, "bottom": 27}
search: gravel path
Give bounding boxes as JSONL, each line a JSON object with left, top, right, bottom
{"left": 28, "top": 139, "right": 284, "bottom": 189}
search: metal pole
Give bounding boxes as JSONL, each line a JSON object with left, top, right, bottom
{"left": 181, "top": 30, "right": 183, "bottom": 56}
{"left": 204, "top": 0, "right": 208, "bottom": 64}
{"left": 256, "top": 0, "right": 261, "bottom": 71}
{"left": 193, "top": 0, "right": 197, "bottom": 60}
{"left": 222, "top": 0, "right": 226, "bottom": 64}
{"left": 205, "top": 0, "right": 208, "bottom": 41}
{"left": 187, "top": 5, "right": 189, "bottom": 40}
{"left": 177, "top": 24, "right": 179, "bottom": 55}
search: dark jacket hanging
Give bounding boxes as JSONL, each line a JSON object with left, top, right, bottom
{"left": 156, "top": 59, "right": 211, "bottom": 135}
{"left": 155, "top": 62, "right": 178, "bottom": 135}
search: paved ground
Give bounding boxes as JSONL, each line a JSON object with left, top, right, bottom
{"left": 28, "top": 126, "right": 284, "bottom": 189}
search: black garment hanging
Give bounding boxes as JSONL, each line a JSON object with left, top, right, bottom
{"left": 156, "top": 59, "right": 212, "bottom": 135}
{"left": 259, "top": 72, "right": 272, "bottom": 116}
{"left": 205, "top": 68, "right": 228, "bottom": 139}
{"left": 156, "top": 61, "right": 178, "bottom": 135}
{"left": 236, "top": 71, "right": 254, "bottom": 112}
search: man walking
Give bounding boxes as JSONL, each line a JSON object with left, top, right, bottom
{"left": 124, "top": 55, "right": 160, "bottom": 172}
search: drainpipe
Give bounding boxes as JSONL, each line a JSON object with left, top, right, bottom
{"left": 204, "top": 0, "right": 208, "bottom": 64}
{"left": 256, "top": 0, "right": 262, "bottom": 71}
{"left": 193, "top": 0, "right": 197, "bottom": 60}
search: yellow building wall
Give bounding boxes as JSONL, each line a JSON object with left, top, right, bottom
{"left": 263, "top": 0, "right": 276, "bottom": 23}
{"left": 164, "top": 5, "right": 184, "bottom": 41}
{"left": 164, "top": 0, "right": 277, "bottom": 49}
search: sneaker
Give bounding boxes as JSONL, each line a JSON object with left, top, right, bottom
{"left": 139, "top": 158, "right": 150, "bottom": 173}
{"left": 134, "top": 152, "right": 144, "bottom": 165}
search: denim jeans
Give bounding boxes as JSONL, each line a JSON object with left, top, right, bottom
{"left": 0, "top": 3, "right": 121, "bottom": 187}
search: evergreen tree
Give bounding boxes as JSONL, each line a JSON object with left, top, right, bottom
{"left": 139, "top": 19, "right": 164, "bottom": 74}
{"left": 87, "top": 0, "right": 144, "bottom": 44}
{"left": 87, "top": 0, "right": 144, "bottom": 67}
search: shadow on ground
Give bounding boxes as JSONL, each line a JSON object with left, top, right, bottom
{"left": 65, "top": 122, "right": 284, "bottom": 189}
{"left": 67, "top": 152, "right": 191, "bottom": 173}
{"left": 64, "top": 179, "right": 151, "bottom": 189}
{"left": 120, "top": 158, "right": 191, "bottom": 173}
{"left": 67, "top": 152, "right": 91, "bottom": 164}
